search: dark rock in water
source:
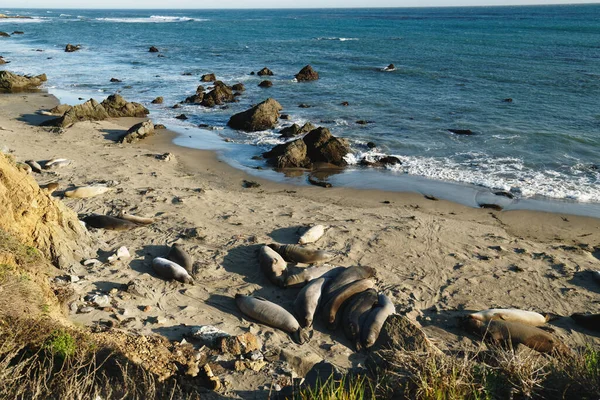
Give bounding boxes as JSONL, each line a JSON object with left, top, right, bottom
{"left": 308, "top": 176, "right": 332, "bottom": 188}
{"left": 119, "top": 120, "right": 155, "bottom": 144}
{"left": 258, "top": 80, "right": 273, "bottom": 88}
{"left": 279, "top": 122, "right": 315, "bottom": 138}
{"left": 231, "top": 83, "right": 245, "bottom": 92}
{"left": 182, "top": 72, "right": 192, "bottom": 76}
{"left": 257, "top": 67, "right": 274, "bottom": 76}
{"left": 0, "top": 32, "right": 10, "bottom": 37}
{"left": 295, "top": 65, "right": 319, "bottom": 81}
{"left": 448, "top": 129, "right": 473, "bottom": 135}
{"left": 251, "top": 155, "right": 263, "bottom": 160}
{"left": 0, "top": 56, "right": 8, "bottom": 65}
{"left": 157, "top": 54, "right": 165, "bottom": 58}
{"left": 479, "top": 203, "right": 503, "bottom": 211}
{"left": 250, "top": 71, "right": 255, "bottom": 75}
{"left": 201, "top": 81, "right": 234, "bottom": 107}
{"left": 424, "top": 194, "right": 438, "bottom": 201}
{"left": 280, "top": 114, "right": 291, "bottom": 120}
{"left": 503, "top": 98, "right": 513, "bottom": 103}
{"left": 0, "top": 71, "right": 47, "bottom": 92}
{"left": 110, "top": 78, "right": 122, "bottom": 83}
{"left": 149, "top": 46, "right": 159, "bottom": 53}
{"left": 367, "top": 141, "right": 376, "bottom": 149}
{"left": 172, "top": 104, "right": 181, "bottom": 109}
{"left": 356, "top": 120, "right": 369, "bottom": 125}
{"left": 384, "top": 63, "right": 396, "bottom": 71}
{"left": 151, "top": 96, "right": 163, "bottom": 104}
{"left": 200, "top": 73, "right": 216, "bottom": 82}
{"left": 65, "top": 43, "right": 81, "bottom": 52}
{"left": 298, "top": 103, "right": 311, "bottom": 108}
{"left": 243, "top": 180, "right": 261, "bottom": 188}
{"left": 227, "top": 98, "right": 282, "bottom": 132}
{"left": 341, "top": 101, "right": 349, "bottom": 106}
{"left": 493, "top": 191, "right": 514, "bottom": 199}
{"left": 196, "top": 85, "right": 205, "bottom": 93}
{"left": 12, "top": 31, "right": 24, "bottom": 35}
{"left": 175, "top": 114, "right": 188, "bottom": 120}
{"left": 154, "top": 124, "right": 166, "bottom": 130}
{"left": 184, "top": 93, "right": 204, "bottom": 104}
{"left": 361, "top": 155, "right": 401, "bottom": 168}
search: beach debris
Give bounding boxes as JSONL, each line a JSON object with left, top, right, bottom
{"left": 117, "top": 211, "right": 155, "bottom": 225}
{"left": 298, "top": 225, "right": 326, "bottom": 245}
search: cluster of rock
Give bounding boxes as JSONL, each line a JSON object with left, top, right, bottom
{"left": 183, "top": 80, "right": 239, "bottom": 108}
{"left": 65, "top": 44, "right": 81, "bottom": 52}
{"left": 279, "top": 122, "right": 315, "bottom": 138}
{"left": 0, "top": 71, "right": 47, "bottom": 92}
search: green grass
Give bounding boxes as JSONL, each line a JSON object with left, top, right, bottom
{"left": 44, "top": 330, "right": 76, "bottom": 361}
{"left": 294, "top": 374, "right": 375, "bottom": 400}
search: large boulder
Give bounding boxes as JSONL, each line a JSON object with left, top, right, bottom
{"left": 48, "top": 104, "right": 73, "bottom": 115}
{"left": 0, "top": 71, "right": 47, "bottom": 92}
{"left": 119, "top": 120, "right": 155, "bottom": 143}
{"left": 279, "top": 122, "right": 315, "bottom": 138}
{"left": 257, "top": 67, "right": 274, "bottom": 76}
{"left": 184, "top": 93, "right": 204, "bottom": 104}
{"left": 201, "top": 81, "right": 234, "bottom": 107}
{"left": 102, "top": 94, "right": 149, "bottom": 118}
{"left": 227, "top": 98, "right": 282, "bottom": 132}
{"left": 200, "top": 73, "right": 216, "bottom": 82}
{"left": 263, "top": 139, "right": 309, "bottom": 169}
{"left": 295, "top": 65, "right": 319, "bottom": 81}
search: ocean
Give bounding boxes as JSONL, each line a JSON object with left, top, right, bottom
{"left": 1, "top": 6, "right": 599, "bottom": 216}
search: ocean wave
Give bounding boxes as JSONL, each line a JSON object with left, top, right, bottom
{"left": 95, "top": 15, "right": 207, "bottom": 23}
{"left": 315, "top": 37, "right": 359, "bottom": 41}
{"left": 0, "top": 17, "right": 46, "bottom": 23}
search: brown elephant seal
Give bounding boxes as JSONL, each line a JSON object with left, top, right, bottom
{"left": 258, "top": 245, "right": 287, "bottom": 287}
{"left": 342, "top": 288, "right": 378, "bottom": 348}
{"left": 117, "top": 211, "right": 155, "bottom": 225}
{"left": 323, "top": 265, "right": 376, "bottom": 300}
{"left": 42, "top": 182, "right": 59, "bottom": 194}
{"left": 167, "top": 243, "right": 194, "bottom": 274}
{"left": 235, "top": 294, "right": 310, "bottom": 344}
{"left": 285, "top": 265, "right": 345, "bottom": 287}
{"left": 82, "top": 214, "right": 138, "bottom": 231}
{"left": 361, "top": 293, "right": 395, "bottom": 350}
{"left": 468, "top": 309, "right": 548, "bottom": 327}
{"left": 294, "top": 277, "right": 328, "bottom": 328}
{"left": 570, "top": 313, "right": 600, "bottom": 332}
{"left": 268, "top": 243, "right": 334, "bottom": 264}
{"left": 322, "top": 279, "right": 375, "bottom": 330}
{"left": 464, "top": 318, "right": 569, "bottom": 355}
{"left": 152, "top": 257, "right": 193, "bottom": 284}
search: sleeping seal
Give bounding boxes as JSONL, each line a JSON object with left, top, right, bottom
{"left": 235, "top": 294, "right": 310, "bottom": 344}
{"left": 322, "top": 278, "right": 375, "bottom": 330}
{"left": 167, "top": 243, "right": 194, "bottom": 274}
{"left": 258, "top": 245, "right": 287, "bottom": 287}
{"left": 323, "top": 265, "right": 376, "bottom": 300}
{"left": 294, "top": 277, "right": 328, "bottom": 328}
{"left": 570, "top": 313, "right": 600, "bottom": 332}
{"left": 342, "top": 288, "right": 378, "bottom": 348}
{"left": 152, "top": 257, "right": 193, "bottom": 284}
{"left": 117, "top": 211, "right": 155, "bottom": 225}
{"left": 25, "top": 160, "right": 43, "bottom": 173}
{"left": 64, "top": 185, "right": 111, "bottom": 199}
{"left": 82, "top": 214, "right": 138, "bottom": 231}
{"left": 361, "top": 293, "right": 395, "bottom": 350}
{"left": 468, "top": 308, "right": 548, "bottom": 327}
{"left": 298, "top": 225, "right": 326, "bottom": 245}
{"left": 268, "top": 243, "right": 334, "bottom": 264}
{"left": 285, "top": 265, "right": 345, "bottom": 287}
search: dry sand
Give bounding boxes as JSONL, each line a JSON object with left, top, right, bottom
{"left": 1, "top": 92, "right": 599, "bottom": 396}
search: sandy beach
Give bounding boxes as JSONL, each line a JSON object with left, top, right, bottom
{"left": 0, "top": 91, "right": 599, "bottom": 396}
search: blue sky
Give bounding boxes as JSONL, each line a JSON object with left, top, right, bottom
{"left": 3, "top": 0, "right": 599, "bottom": 9}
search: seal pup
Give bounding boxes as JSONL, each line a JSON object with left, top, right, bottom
{"left": 152, "top": 257, "right": 193, "bottom": 284}
{"left": 235, "top": 294, "right": 310, "bottom": 344}
{"left": 65, "top": 185, "right": 111, "bottom": 199}
{"left": 268, "top": 243, "right": 334, "bottom": 264}
{"left": 468, "top": 309, "right": 548, "bottom": 327}
{"left": 361, "top": 293, "right": 395, "bottom": 350}
{"left": 285, "top": 265, "right": 344, "bottom": 287}
{"left": 323, "top": 265, "right": 376, "bottom": 300}
{"left": 25, "top": 160, "right": 43, "bottom": 173}
{"left": 258, "top": 245, "right": 287, "bottom": 287}
{"left": 117, "top": 211, "right": 155, "bottom": 225}
{"left": 322, "top": 279, "right": 375, "bottom": 330}
{"left": 294, "top": 277, "right": 328, "bottom": 328}
{"left": 298, "top": 225, "right": 326, "bottom": 245}
{"left": 464, "top": 318, "right": 569, "bottom": 354}
{"left": 82, "top": 214, "right": 138, "bottom": 231}
{"left": 570, "top": 313, "right": 600, "bottom": 332}
{"left": 167, "top": 243, "right": 194, "bottom": 274}
{"left": 44, "top": 158, "right": 71, "bottom": 169}
{"left": 342, "top": 288, "right": 378, "bottom": 347}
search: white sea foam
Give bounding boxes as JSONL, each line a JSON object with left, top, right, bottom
{"left": 95, "top": 15, "right": 206, "bottom": 23}
{"left": 316, "top": 37, "right": 359, "bottom": 41}
{"left": 0, "top": 17, "right": 46, "bottom": 23}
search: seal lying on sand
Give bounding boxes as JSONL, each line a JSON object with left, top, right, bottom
{"left": 468, "top": 308, "right": 548, "bottom": 327}
{"left": 322, "top": 278, "right": 375, "bottom": 330}
{"left": 44, "top": 158, "right": 71, "bottom": 169}
{"left": 167, "top": 243, "right": 194, "bottom": 274}
{"left": 152, "top": 257, "right": 193, "bottom": 284}
{"left": 342, "top": 288, "right": 378, "bottom": 347}
{"left": 294, "top": 277, "right": 328, "bottom": 328}
{"left": 571, "top": 313, "right": 600, "bottom": 332}
{"left": 298, "top": 225, "right": 326, "bottom": 245}
{"left": 285, "top": 265, "right": 344, "bottom": 287}
{"left": 258, "top": 245, "right": 287, "bottom": 287}
{"left": 25, "top": 159, "right": 43, "bottom": 173}
{"left": 323, "top": 265, "right": 376, "bottom": 300}
{"left": 117, "top": 211, "right": 155, "bottom": 225}
{"left": 65, "top": 185, "right": 111, "bottom": 199}
{"left": 268, "top": 243, "right": 334, "bottom": 264}
{"left": 235, "top": 294, "right": 310, "bottom": 344}
{"left": 361, "top": 293, "right": 395, "bottom": 350}
{"left": 82, "top": 214, "right": 138, "bottom": 231}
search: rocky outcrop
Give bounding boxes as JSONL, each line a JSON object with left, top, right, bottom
{"left": 227, "top": 98, "right": 282, "bottom": 132}
{"left": 295, "top": 65, "right": 319, "bottom": 81}
{"left": 0, "top": 153, "right": 92, "bottom": 268}
{"left": 184, "top": 93, "right": 204, "bottom": 104}
{"left": 65, "top": 44, "right": 81, "bottom": 52}
{"left": 200, "top": 73, "right": 216, "bottom": 82}
{"left": 110, "top": 78, "right": 122, "bottom": 83}
{"left": 48, "top": 103, "right": 73, "bottom": 115}
{"left": 0, "top": 32, "right": 10, "bottom": 37}
{"left": 151, "top": 96, "right": 163, "bottom": 104}
{"left": 448, "top": 129, "right": 473, "bottom": 135}
{"left": 149, "top": 46, "right": 159, "bottom": 53}
{"left": 360, "top": 155, "right": 401, "bottom": 168}
{"left": 0, "top": 56, "right": 8, "bottom": 64}
{"left": 201, "top": 81, "right": 234, "bottom": 107}
{"left": 263, "top": 127, "right": 350, "bottom": 168}
{"left": 0, "top": 71, "right": 47, "bottom": 92}
{"left": 119, "top": 120, "right": 155, "bottom": 143}
{"left": 231, "top": 83, "right": 245, "bottom": 92}
{"left": 279, "top": 122, "right": 315, "bottom": 138}
{"left": 42, "top": 94, "right": 149, "bottom": 128}
{"left": 257, "top": 67, "right": 274, "bottom": 76}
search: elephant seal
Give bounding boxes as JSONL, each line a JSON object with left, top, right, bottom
{"left": 361, "top": 293, "right": 395, "bottom": 350}
{"left": 25, "top": 160, "right": 43, "bottom": 173}
{"left": 342, "top": 288, "right": 378, "bottom": 348}
{"left": 258, "top": 245, "right": 287, "bottom": 287}
{"left": 298, "top": 225, "right": 326, "bottom": 245}
{"left": 43, "top": 182, "right": 59, "bottom": 194}
{"left": 152, "top": 257, "right": 193, "bottom": 284}
{"left": 235, "top": 294, "right": 310, "bottom": 344}
{"left": 117, "top": 211, "right": 155, "bottom": 225}
{"left": 16, "top": 162, "right": 32, "bottom": 174}
{"left": 65, "top": 185, "right": 111, "bottom": 199}
{"left": 464, "top": 318, "right": 569, "bottom": 355}
{"left": 322, "top": 279, "right": 375, "bottom": 330}
{"left": 570, "top": 313, "right": 600, "bottom": 332}
{"left": 285, "top": 265, "right": 345, "bottom": 287}
{"left": 44, "top": 158, "right": 71, "bottom": 169}
{"left": 468, "top": 309, "right": 548, "bottom": 327}
{"left": 294, "top": 277, "right": 328, "bottom": 328}
{"left": 268, "top": 243, "right": 334, "bottom": 264}
{"left": 82, "top": 214, "right": 138, "bottom": 231}
{"left": 167, "top": 243, "right": 194, "bottom": 274}
{"left": 323, "top": 265, "right": 376, "bottom": 300}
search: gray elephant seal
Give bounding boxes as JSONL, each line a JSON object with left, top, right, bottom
{"left": 323, "top": 265, "right": 376, "bottom": 300}
{"left": 285, "top": 265, "right": 345, "bottom": 287}
{"left": 235, "top": 294, "right": 310, "bottom": 344}
{"left": 258, "top": 245, "right": 287, "bottom": 287}
{"left": 167, "top": 243, "right": 194, "bottom": 274}
{"left": 342, "top": 288, "right": 378, "bottom": 348}
{"left": 152, "top": 257, "right": 193, "bottom": 284}
{"left": 465, "top": 318, "right": 569, "bottom": 354}
{"left": 268, "top": 243, "right": 334, "bottom": 264}
{"left": 322, "top": 279, "right": 375, "bottom": 330}
{"left": 82, "top": 214, "right": 138, "bottom": 231}
{"left": 571, "top": 313, "right": 600, "bottom": 332}
{"left": 294, "top": 277, "right": 328, "bottom": 328}
{"left": 361, "top": 293, "right": 395, "bottom": 350}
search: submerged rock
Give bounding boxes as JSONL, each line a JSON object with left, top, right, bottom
{"left": 227, "top": 98, "right": 283, "bottom": 132}
{"left": 149, "top": 46, "right": 159, "bottom": 53}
